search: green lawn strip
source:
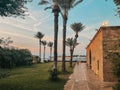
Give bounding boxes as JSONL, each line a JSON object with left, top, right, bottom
{"left": 0, "top": 62, "right": 74, "bottom": 90}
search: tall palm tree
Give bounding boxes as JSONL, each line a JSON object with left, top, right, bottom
{"left": 71, "top": 22, "right": 85, "bottom": 42}
{"left": 48, "top": 42, "right": 53, "bottom": 61}
{"left": 34, "top": 32, "right": 44, "bottom": 62}
{"left": 71, "top": 22, "right": 85, "bottom": 56}
{"left": 41, "top": 40, "right": 47, "bottom": 62}
{"left": 39, "top": 0, "right": 60, "bottom": 69}
{"left": 66, "top": 37, "right": 79, "bottom": 67}
{"left": 56, "top": 0, "right": 83, "bottom": 72}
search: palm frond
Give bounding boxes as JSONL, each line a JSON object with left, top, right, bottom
{"left": 73, "top": 0, "right": 83, "bottom": 7}
{"left": 66, "top": 38, "right": 74, "bottom": 47}
{"left": 114, "top": 0, "right": 120, "bottom": 6}
{"left": 44, "top": 6, "right": 52, "bottom": 10}
{"left": 48, "top": 42, "right": 53, "bottom": 47}
{"left": 39, "top": 0, "right": 49, "bottom": 5}
{"left": 34, "top": 32, "right": 44, "bottom": 39}
{"left": 74, "top": 42, "right": 79, "bottom": 48}
{"left": 41, "top": 40, "right": 47, "bottom": 46}
{"left": 71, "top": 22, "right": 85, "bottom": 33}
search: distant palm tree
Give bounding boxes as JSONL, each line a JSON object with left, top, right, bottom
{"left": 41, "top": 40, "right": 47, "bottom": 62}
{"left": 34, "top": 32, "right": 44, "bottom": 62}
{"left": 66, "top": 37, "right": 79, "bottom": 67}
{"left": 56, "top": 0, "right": 83, "bottom": 72}
{"left": 39, "top": 0, "right": 60, "bottom": 69}
{"left": 71, "top": 22, "right": 85, "bottom": 42}
{"left": 48, "top": 42, "right": 53, "bottom": 61}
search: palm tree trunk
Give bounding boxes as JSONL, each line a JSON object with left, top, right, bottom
{"left": 50, "top": 47, "right": 52, "bottom": 61}
{"left": 62, "top": 14, "right": 67, "bottom": 72}
{"left": 39, "top": 39, "right": 41, "bottom": 62}
{"left": 73, "top": 36, "right": 78, "bottom": 53}
{"left": 70, "top": 49, "right": 73, "bottom": 67}
{"left": 43, "top": 46, "right": 45, "bottom": 62}
{"left": 52, "top": 5, "right": 60, "bottom": 69}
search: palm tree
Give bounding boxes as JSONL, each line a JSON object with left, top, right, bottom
{"left": 114, "top": 0, "right": 120, "bottom": 5}
{"left": 66, "top": 37, "right": 79, "bottom": 67}
{"left": 106, "top": 0, "right": 120, "bottom": 16}
{"left": 41, "top": 40, "right": 47, "bottom": 62}
{"left": 39, "top": 0, "right": 60, "bottom": 69}
{"left": 56, "top": 0, "right": 83, "bottom": 72}
{"left": 34, "top": 32, "right": 44, "bottom": 62}
{"left": 114, "top": 0, "right": 120, "bottom": 16}
{"left": 48, "top": 42, "right": 53, "bottom": 61}
{"left": 71, "top": 22, "right": 85, "bottom": 42}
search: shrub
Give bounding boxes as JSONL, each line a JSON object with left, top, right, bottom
{"left": 108, "top": 39, "right": 120, "bottom": 90}
{"left": 48, "top": 66, "right": 59, "bottom": 81}
{"left": 113, "top": 82, "right": 120, "bottom": 90}
{"left": 0, "top": 48, "right": 33, "bottom": 68}
{"left": 0, "top": 71, "right": 10, "bottom": 79}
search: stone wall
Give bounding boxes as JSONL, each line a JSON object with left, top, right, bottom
{"left": 102, "top": 26, "right": 120, "bottom": 81}
{"left": 86, "top": 29, "right": 104, "bottom": 81}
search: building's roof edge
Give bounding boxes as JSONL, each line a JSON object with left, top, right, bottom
{"left": 86, "top": 26, "right": 120, "bottom": 49}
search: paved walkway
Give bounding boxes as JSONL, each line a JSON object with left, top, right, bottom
{"left": 64, "top": 62, "right": 115, "bottom": 90}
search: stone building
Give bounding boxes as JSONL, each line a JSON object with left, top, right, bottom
{"left": 86, "top": 26, "right": 120, "bottom": 81}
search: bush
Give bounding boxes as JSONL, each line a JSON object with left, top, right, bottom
{"left": 113, "top": 82, "right": 120, "bottom": 90}
{"left": 0, "top": 71, "right": 10, "bottom": 79}
{"left": 0, "top": 48, "right": 33, "bottom": 68}
{"left": 108, "top": 39, "right": 120, "bottom": 90}
{"left": 48, "top": 66, "right": 59, "bottom": 81}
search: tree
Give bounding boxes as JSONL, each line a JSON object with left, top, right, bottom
{"left": 2, "top": 37, "right": 13, "bottom": 48}
{"left": 66, "top": 37, "right": 79, "bottom": 67}
{"left": 39, "top": 0, "right": 60, "bottom": 69}
{"left": 34, "top": 32, "right": 44, "bottom": 62}
{"left": 48, "top": 42, "right": 53, "bottom": 61}
{"left": 56, "top": 0, "right": 83, "bottom": 72}
{"left": 41, "top": 40, "right": 47, "bottom": 62}
{"left": 0, "top": 0, "right": 31, "bottom": 17}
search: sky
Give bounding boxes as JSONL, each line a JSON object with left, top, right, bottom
{"left": 0, "top": 0, "right": 120, "bottom": 58}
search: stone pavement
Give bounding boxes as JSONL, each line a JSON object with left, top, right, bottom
{"left": 64, "top": 62, "right": 115, "bottom": 90}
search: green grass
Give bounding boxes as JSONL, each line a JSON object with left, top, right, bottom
{"left": 0, "top": 62, "right": 75, "bottom": 90}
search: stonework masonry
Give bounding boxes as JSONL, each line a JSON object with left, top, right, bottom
{"left": 86, "top": 26, "right": 120, "bottom": 82}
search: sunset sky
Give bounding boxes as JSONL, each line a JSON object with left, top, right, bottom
{"left": 0, "top": 0, "right": 120, "bottom": 58}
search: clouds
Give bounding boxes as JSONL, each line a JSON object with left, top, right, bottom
{"left": 0, "top": 0, "right": 120, "bottom": 57}
{"left": 0, "top": 10, "right": 53, "bottom": 56}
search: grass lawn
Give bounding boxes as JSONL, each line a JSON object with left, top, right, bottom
{"left": 0, "top": 62, "right": 75, "bottom": 90}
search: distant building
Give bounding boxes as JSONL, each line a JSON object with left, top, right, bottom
{"left": 86, "top": 26, "right": 120, "bottom": 81}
